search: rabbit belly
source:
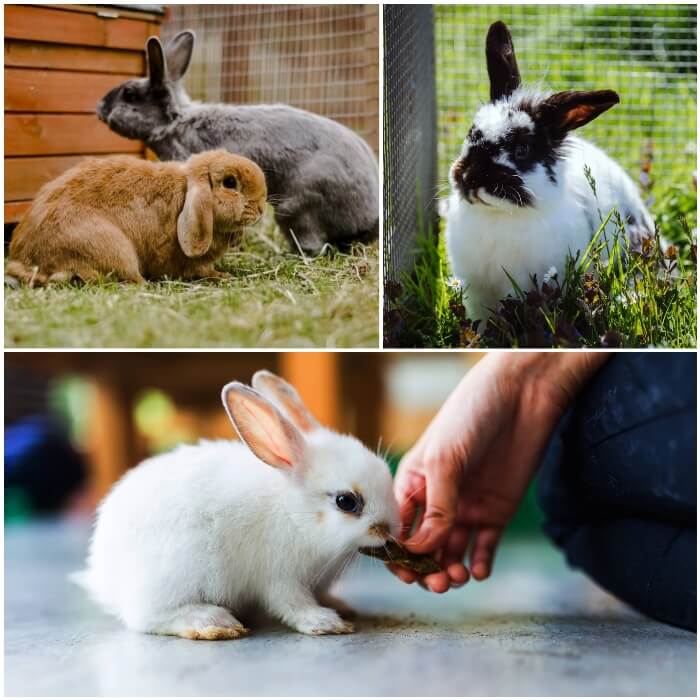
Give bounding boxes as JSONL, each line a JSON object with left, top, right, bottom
{"left": 78, "top": 442, "right": 282, "bottom": 631}
{"left": 445, "top": 194, "right": 590, "bottom": 321}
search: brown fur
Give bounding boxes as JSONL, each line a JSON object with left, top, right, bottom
{"left": 367, "top": 522, "right": 390, "bottom": 539}
{"left": 6, "top": 150, "right": 267, "bottom": 285}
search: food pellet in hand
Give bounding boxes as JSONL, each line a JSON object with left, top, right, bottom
{"left": 359, "top": 541, "right": 442, "bottom": 575}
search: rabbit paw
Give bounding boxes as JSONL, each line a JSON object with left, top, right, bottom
{"left": 292, "top": 606, "right": 355, "bottom": 635}
{"left": 152, "top": 604, "right": 249, "bottom": 641}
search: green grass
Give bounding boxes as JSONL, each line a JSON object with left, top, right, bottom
{"left": 5, "top": 215, "right": 379, "bottom": 348}
{"left": 384, "top": 179, "right": 697, "bottom": 349}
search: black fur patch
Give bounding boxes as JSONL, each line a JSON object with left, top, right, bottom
{"left": 96, "top": 79, "right": 175, "bottom": 141}
{"left": 453, "top": 143, "right": 533, "bottom": 208}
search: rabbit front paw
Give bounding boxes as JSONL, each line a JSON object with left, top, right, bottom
{"left": 291, "top": 606, "right": 355, "bottom": 635}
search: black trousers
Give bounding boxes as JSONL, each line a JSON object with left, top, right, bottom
{"left": 537, "top": 352, "right": 697, "bottom": 631}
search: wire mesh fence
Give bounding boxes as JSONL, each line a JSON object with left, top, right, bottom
{"left": 162, "top": 4, "right": 379, "bottom": 154}
{"left": 435, "top": 4, "right": 697, "bottom": 198}
{"left": 383, "top": 5, "right": 437, "bottom": 285}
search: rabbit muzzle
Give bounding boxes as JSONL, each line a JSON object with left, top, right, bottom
{"left": 452, "top": 147, "right": 533, "bottom": 209}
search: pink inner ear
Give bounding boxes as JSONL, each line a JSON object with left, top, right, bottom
{"left": 562, "top": 104, "right": 594, "bottom": 130}
{"left": 229, "top": 391, "right": 303, "bottom": 470}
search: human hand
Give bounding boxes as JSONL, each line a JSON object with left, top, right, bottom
{"left": 390, "top": 352, "right": 609, "bottom": 593}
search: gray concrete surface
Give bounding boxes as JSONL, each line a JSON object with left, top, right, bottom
{"left": 5, "top": 521, "right": 696, "bottom": 696}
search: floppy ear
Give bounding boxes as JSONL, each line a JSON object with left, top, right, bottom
{"left": 540, "top": 90, "right": 620, "bottom": 134}
{"left": 251, "top": 370, "right": 320, "bottom": 434}
{"left": 146, "top": 37, "right": 165, "bottom": 87}
{"left": 486, "top": 21, "right": 521, "bottom": 101}
{"left": 165, "top": 30, "right": 195, "bottom": 81}
{"left": 222, "top": 382, "right": 306, "bottom": 470}
{"left": 177, "top": 173, "right": 213, "bottom": 257}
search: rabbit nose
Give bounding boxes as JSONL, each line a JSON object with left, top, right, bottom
{"left": 368, "top": 522, "right": 390, "bottom": 540}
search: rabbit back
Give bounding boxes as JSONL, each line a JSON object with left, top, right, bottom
{"left": 78, "top": 439, "right": 294, "bottom": 629}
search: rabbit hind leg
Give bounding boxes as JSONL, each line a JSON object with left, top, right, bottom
{"left": 52, "top": 226, "right": 145, "bottom": 284}
{"left": 146, "top": 604, "right": 249, "bottom": 640}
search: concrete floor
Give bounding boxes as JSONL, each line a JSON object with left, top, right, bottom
{"left": 5, "top": 521, "right": 696, "bottom": 697}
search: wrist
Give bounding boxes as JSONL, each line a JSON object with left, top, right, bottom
{"left": 487, "top": 351, "right": 611, "bottom": 416}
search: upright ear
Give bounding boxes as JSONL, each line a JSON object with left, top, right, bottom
{"left": 177, "top": 172, "right": 213, "bottom": 257}
{"left": 222, "top": 382, "right": 306, "bottom": 470}
{"left": 251, "top": 370, "right": 320, "bottom": 434}
{"left": 165, "top": 30, "right": 195, "bottom": 81}
{"left": 146, "top": 37, "right": 165, "bottom": 87}
{"left": 486, "top": 21, "right": 521, "bottom": 101}
{"left": 540, "top": 90, "right": 620, "bottom": 134}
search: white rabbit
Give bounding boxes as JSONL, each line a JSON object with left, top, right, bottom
{"left": 444, "top": 21, "right": 654, "bottom": 323}
{"left": 72, "top": 371, "right": 399, "bottom": 639}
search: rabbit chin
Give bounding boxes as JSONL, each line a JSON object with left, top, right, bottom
{"left": 474, "top": 189, "right": 523, "bottom": 212}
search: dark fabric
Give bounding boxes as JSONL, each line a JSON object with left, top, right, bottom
{"left": 537, "top": 352, "right": 697, "bottom": 632}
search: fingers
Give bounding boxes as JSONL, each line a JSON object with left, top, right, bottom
{"left": 404, "top": 462, "right": 461, "bottom": 554}
{"left": 470, "top": 526, "right": 502, "bottom": 580}
{"left": 440, "top": 526, "right": 471, "bottom": 587}
{"left": 386, "top": 564, "right": 418, "bottom": 584}
{"left": 394, "top": 456, "right": 426, "bottom": 538}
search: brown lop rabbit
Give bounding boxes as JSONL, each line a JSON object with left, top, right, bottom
{"left": 5, "top": 150, "right": 267, "bottom": 285}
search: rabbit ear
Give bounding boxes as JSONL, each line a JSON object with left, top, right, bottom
{"left": 540, "top": 90, "right": 620, "bottom": 133}
{"left": 486, "top": 21, "right": 521, "bottom": 101}
{"left": 177, "top": 172, "right": 213, "bottom": 257}
{"left": 251, "top": 370, "right": 320, "bottom": 434}
{"left": 165, "top": 30, "right": 195, "bottom": 81}
{"left": 146, "top": 37, "right": 166, "bottom": 87}
{"left": 222, "top": 382, "right": 306, "bottom": 471}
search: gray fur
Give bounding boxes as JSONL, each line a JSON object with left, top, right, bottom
{"left": 97, "top": 31, "right": 378, "bottom": 253}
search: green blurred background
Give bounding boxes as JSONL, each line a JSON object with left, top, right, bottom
{"left": 435, "top": 4, "right": 697, "bottom": 198}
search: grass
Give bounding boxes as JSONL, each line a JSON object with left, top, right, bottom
{"left": 4, "top": 213, "right": 379, "bottom": 348}
{"left": 384, "top": 179, "right": 697, "bottom": 349}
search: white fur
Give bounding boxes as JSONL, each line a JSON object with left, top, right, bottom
{"left": 473, "top": 97, "right": 536, "bottom": 142}
{"left": 445, "top": 128, "right": 653, "bottom": 321}
{"left": 73, "top": 381, "right": 399, "bottom": 638}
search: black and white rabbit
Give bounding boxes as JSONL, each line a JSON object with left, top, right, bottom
{"left": 97, "top": 31, "right": 378, "bottom": 253}
{"left": 444, "top": 21, "right": 654, "bottom": 322}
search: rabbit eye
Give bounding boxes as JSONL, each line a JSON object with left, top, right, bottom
{"left": 123, "top": 88, "right": 137, "bottom": 104}
{"left": 223, "top": 176, "right": 238, "bottom": 190}
{"left": 335, "top": 492, "right": 363, "bottom": 514}
{"left": 514, "top": 143, "right": 530, "bottom": 160}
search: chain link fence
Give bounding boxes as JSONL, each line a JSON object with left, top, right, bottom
{"left": 383, "top": 5, "right": 437, "bottom": 285}
{"left": 163, "top": 4, "right": 379, "bottom": 154}
{"left": 436, "top": 4, "right": 697, "bottom": 199}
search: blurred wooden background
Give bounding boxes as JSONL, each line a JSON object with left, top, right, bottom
{"left": 5, "top": 352, "right": 482, "bottom": 504}
{"left": 4, "top": 4, "right": 163, "bottom": 223}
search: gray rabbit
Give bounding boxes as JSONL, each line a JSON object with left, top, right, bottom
{"left": 97, "top": 31, "right": 378, "bottom": 253}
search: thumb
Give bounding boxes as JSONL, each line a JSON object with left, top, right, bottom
{"left": 404, "top": 460, "right": 461, "bottom": 554}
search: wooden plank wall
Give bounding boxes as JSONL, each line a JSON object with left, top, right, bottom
{"left": 165, "top": 4, "right": 379, "bottom": 155}
{"left": 4, "top": 4, "right": 162, "bottom": 223}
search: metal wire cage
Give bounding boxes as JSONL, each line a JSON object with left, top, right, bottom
{"left": 383, "top": 5, "right": 437, "bottom": 285}
{"left": 436, "top": 4, "right": 697, "bottom": 196}
{"left": 162, "top": 4, "right": 379, "bottom": 154}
